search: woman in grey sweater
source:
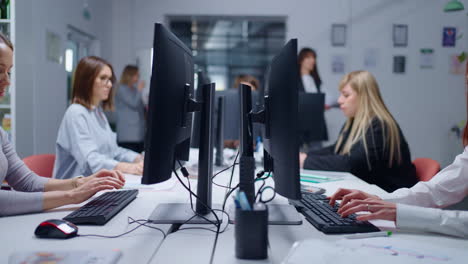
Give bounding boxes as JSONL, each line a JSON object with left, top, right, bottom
{"left": 0, "top": 33, "right": 125, "bottom": 216}
{"left": 115, "top": 65, "right": 146, "bottom": 153}
{"left": 54, "top": 57, "right": 144, "bottom": 179}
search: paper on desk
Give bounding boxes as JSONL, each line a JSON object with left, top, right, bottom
{"left": 282, "top": 237, "right": 468, "bottom": 264}
{"left": 318, "top": 179, "right": 388, "bottom": 197}
{"left": 123, "top": 174, "right": 177, "bottom": 191}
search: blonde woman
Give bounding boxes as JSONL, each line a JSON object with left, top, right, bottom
{"left": 299, "top": 71, "right": 417, "bottom": 192}
{"left": 327, "top": 65, "right": 468, "bottom": 238}
{"left": 115, "top": 65, "right": 146, "bottom": 153}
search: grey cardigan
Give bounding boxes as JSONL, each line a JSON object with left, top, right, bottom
{"left": 0, "top": 128, "right": 48, "bottom": 216}
{"left": 115, "top": 84, "right": 146, "bottom": 142}
{"left": 53, "top": 104, "right": 139, "bottom": 179}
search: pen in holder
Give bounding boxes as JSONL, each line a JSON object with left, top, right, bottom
{"left": 234, "top": 204, "right": 268, "bottom": 259}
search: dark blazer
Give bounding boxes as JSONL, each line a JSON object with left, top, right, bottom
{"left": 298, "top": 75, "right": 328, "bottom": 142}
{"left": 303, "top": 118, "right": 418, "bottom": 192}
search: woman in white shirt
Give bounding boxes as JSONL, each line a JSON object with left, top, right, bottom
{"left": 328, "top": 70, "right": 468, "bottom": 237}
{"left": 54, "top": 56, "right": 144, "bottom": 179}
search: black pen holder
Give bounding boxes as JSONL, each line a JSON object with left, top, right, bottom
{"left": 234, "top": 206, "right": 268, "bottom": 259}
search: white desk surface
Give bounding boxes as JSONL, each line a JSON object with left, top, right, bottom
{"left": 2, "top": 150, "right": 468, "bottom": 264}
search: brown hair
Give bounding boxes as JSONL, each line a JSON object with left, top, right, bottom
{"left": 298, "top": 47, "right": 322, "bottom": 88}
{"left": 72, "top": 56, "right": 116, "bottom": 111}
{"left": 464, "top": 60, "right": 468, "bottom": 146}
{"left": 0, "top": 32, "right": 13, "bottom": 51}
{"left": 120, "top": 65, "right": 139, "bottom": 86}
{"left": 233, "top": 74, "right": 260, "bottom": 90}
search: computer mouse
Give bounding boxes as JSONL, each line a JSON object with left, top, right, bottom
{"left": 34, "top": 219, "right": 78, "bottom": 239}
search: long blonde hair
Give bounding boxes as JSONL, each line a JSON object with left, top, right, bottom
{"left": 335, "top": 71, "right": 402, "bottom": 167}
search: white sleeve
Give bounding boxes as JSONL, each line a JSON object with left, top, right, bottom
{"left": 396, "top": 203, "right": 468, "bottom": 238}
{"left": 382, "top": 147, "right": 468, "bottom": 208}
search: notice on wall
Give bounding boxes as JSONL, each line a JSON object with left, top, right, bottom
{"left": 419, "top": 48, "right": 434, "bottom": 69}
{"left": 46, "top": 31, "right": 62, "bottom": 64}
{"left": 393, "top": 55, "right": 406, "bottom": 74}
{"left": 443, "top": 27, "right": 456, "bottom": 47}
{"left": 332, "top": 55, "right": 346, "bottom": 74}
{"left": 450, "top": 54, "right": 463, "bottom": 75}
{"left": 363, "top": 48, "right": 378, "bottom": 69}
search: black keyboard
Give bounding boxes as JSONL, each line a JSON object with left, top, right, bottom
{"left": 291, "top": 193, "right": 380, "bottom": 234}
{"left": 63, "top": 189, "right": 138, "bottom": 225}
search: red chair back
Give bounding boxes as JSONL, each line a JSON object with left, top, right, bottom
{"left": 413, "top": 158, "right": 440, "bottom": 182}
{"left": 23, "top": 154, "right": 56, "bottom": 178}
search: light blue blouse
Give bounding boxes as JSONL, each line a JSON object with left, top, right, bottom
{"left": 53, "top": 104, "right": 139, "bottom": 179}
{"left": 0, "top": 128, "right": 48, "bottom": 216}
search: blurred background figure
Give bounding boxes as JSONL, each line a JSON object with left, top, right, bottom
{"left": 298, "top": 47, "right": 337, "bottom": 151}
{"left": 115, "top": 65, "right": 146, "bottom": 153}
{"left": 233, "top": 74, "right": 260, "bottom": 91}
{"left": 223, "top": 74, "right": 261, "bottom": 149}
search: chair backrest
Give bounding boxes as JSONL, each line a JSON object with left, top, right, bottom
{"left": 22, "top": 154, "right": 56, "bottom": 178}
{"left": 413, "top": 157, "right": 441, "bottom": 182}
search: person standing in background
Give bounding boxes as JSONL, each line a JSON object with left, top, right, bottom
{"left": 115, "top": 65, "right": 146, "bottom": 153}
{"left": 298, "top": 48, "right": 332, "bottom": 150}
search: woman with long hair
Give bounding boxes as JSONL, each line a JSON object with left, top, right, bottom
{"left": 300, "top": 71, "right": 418, "bottom": 192}
{"left": 298, "top": 48, "right": 322, "bottom": 94}
{"left": 328, "top": 65, "right": 468, "bottom": 237}
{"left": 298, "top": 48, "right": 335, "bottom": 150}
{"left": 54, "top": 57, "right": 144, "bottom": 179}
{"left": 0, "top": 33, "right": 125, "bottom": 216}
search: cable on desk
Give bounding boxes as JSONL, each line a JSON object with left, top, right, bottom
{"left": 177, "top": 209, "right": 230, "bottom": 234}
{"left": 78, "top": 216, "right": 167, "bottom": 239}
{"left": 254, "top": 171, "right": 276, "bottom": 203}
{"left": 173, "top": 167, "right": 221, "bottom": 227}
{"left": 211, "top": 163, "right": 239, "bottom": 189}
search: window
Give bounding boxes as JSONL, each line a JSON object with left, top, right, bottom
{"left": 169, "top": 16, "right": 286, "bottom": 91}
{"left": 65, "top": 26, "right": 95, "bottom": 103}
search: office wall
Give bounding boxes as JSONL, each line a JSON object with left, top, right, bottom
{"left": 15, "top": 0, "right": 113, "bottom": 157}
{"left": 14, "top": 0, "right": 468, "bottom": 167}
{"left": 110, "top": 0, "right": 466, "bottom": 167}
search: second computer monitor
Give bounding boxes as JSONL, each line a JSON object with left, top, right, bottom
{"left": 214, "top": 89, "right": 260, "bottom": 142}
{"left": 262, "top": 39, "right": 301, "bottom": 200}
{"left": 142, "top": 23, "right": 194, "bottom": 185}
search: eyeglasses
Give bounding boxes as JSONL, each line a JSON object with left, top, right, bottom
{"left": 98, "top": 76, "right": 113, "bottom": 85}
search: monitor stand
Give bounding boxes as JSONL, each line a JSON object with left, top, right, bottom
{"left": 148, "top": 83, "right": 222, "bottom": 225}
{"left": 149, "top": 203, "right": 223, "bottom": 224}
{"left": 228, "top": 204, "right": 302, "bottom": 225}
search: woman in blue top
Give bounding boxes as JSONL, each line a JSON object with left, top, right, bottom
{"left": 0, "top": 33, "right": 125, "bottom": 216}
{"left": 54, "top": 56, "right": 144, "bottom": 179}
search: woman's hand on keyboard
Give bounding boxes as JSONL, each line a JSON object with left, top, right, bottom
{"left": 329, "top": 188, "right": 381, "bottom": 208}
{"left": 70, "top": 170, "right": 126, "bottom": 203}
{"left": 337, "top": 198, "right": 397, "bottom": 222}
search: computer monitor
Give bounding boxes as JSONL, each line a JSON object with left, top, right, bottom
{"left": 214, "top": 89, "right": 261, "bottom": 141}
{"left": 191, "top": 70, "right": 211, "bottom": 148}
{"left": 142, "top": 23, "right": 220, "bottom": 224}
{"left": 262, "top": 39, "right": 302, "bottom": 200}
{"left": 298, "top": 92, "right": 327, "bottom": 143}
{"left": 238, "top": 39, "right": 302, "bottom": 225}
